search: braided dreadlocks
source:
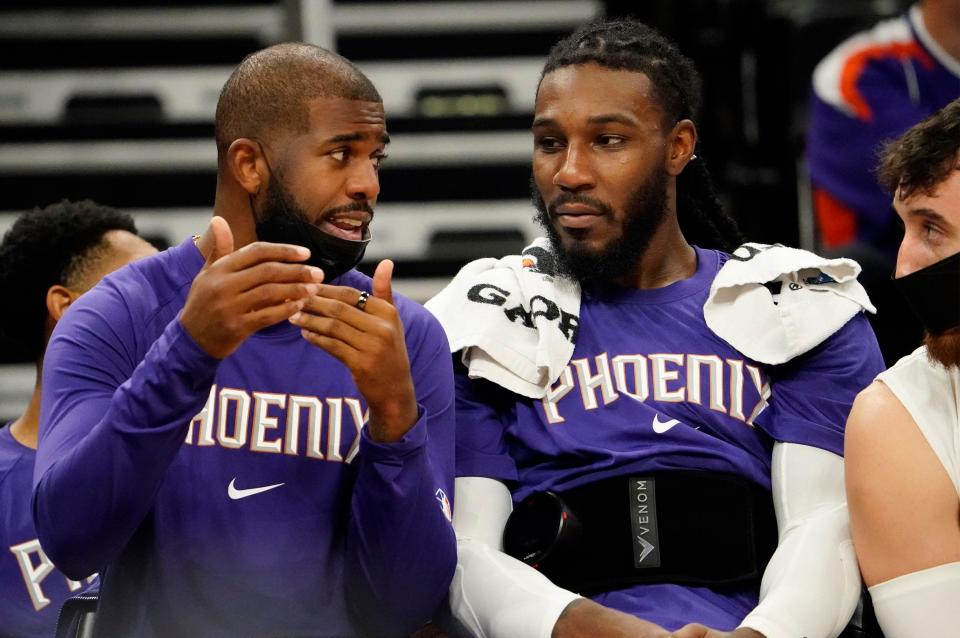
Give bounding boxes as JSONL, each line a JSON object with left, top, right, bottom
{"left": 541, "top": 19, "right": 743, "bottom": 252}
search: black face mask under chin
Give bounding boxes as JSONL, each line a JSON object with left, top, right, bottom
{"left": 254, "top": 203, "right": 371, "bottom": 282}
{"left": 250, "top": 148, "right": 371, "bottom": 282}
{"left": 894, "top": 251, "right": 960, "bottom": 335}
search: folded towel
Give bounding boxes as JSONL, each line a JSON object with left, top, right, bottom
{"left": 425, "top": 238, "right": 581, "bottom": 398}
{"left": 704, "top": 243, "right": 876, "bottom": 364}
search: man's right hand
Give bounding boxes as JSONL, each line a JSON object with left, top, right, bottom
{"left": 553, "top": 599, "right": 671, "bottom": 638}
{"left": 180, "top": 216, "right": 325, "bottom": 359}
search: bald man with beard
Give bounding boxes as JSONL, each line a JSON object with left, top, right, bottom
{"left": 32, "top": 44, "right": 456, "bottom": 637}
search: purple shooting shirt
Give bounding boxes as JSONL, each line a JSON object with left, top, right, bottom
{"left": 0, "top": 426, "right": 96, "bottom": 638}
{"left": 33, "top": 237, "right": 457, "bottom": 638}
{"left": 456, "top": 246, "right": 884, "bottom": 631}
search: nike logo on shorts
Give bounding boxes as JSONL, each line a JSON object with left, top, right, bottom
{"left": 651, "top": 414, "right": 680, "bottom": 434}
{"left": 227, "top": 477, "right": 285, "bottom": 500}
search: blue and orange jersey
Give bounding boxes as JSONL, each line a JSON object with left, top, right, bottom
{"left": 807, "top": 5, "right": 960, "bottom": 254}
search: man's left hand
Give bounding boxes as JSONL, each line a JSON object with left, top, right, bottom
{"left": 671, "top": 626, "right": 765, "bottom": 638}
{"left": 291, "top": 259, "right": 419, "bottom": 443}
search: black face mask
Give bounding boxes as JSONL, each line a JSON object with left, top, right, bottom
{"left": 252, "top": 146, "right": 372, "bottom": 282}
{"left": 894, "top": 251, "right": 960, "bottom": 335}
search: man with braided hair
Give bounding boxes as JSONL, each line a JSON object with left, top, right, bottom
{"left": 0, "top": 200, "right": 155, "bottom": 637}
{"left": 427, "top": 19, "right": 883, "bottom": 638}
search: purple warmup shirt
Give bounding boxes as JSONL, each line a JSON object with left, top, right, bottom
{"left": 456, "top": 247, "right": 884, "bottom": 631}
{"left": 33, "top": 238, "right": 457, "bottom": 638}
{"left": 1, "top": 426, "right": 96, "bottom": 637}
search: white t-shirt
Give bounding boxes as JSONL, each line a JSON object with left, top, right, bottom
{"left": 877, "top": 347, "right": 960, "bottom": 497}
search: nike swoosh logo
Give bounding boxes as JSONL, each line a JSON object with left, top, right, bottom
{"left": 227, "top": 478, "right": 285, "bottom": 500}
{"left": 651, "top": 414, "right": 680, "bottom": 434}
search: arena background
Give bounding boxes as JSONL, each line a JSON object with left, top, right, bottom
{"left": 0, "top": 0, "right": 910, "bottom": 420}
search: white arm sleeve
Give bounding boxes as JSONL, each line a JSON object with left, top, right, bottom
{"left": 869, "top": 562, "right": 960, "bottom": 638}
{"left": 450, "top": 476, "right": 581, "bottom": 638}
{"left": 739, "top": 442, "right": 861, "bottom": 638}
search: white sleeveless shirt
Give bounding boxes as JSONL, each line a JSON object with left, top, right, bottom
{"left": 877, "top": 347, "right": 960, "bottom": 497}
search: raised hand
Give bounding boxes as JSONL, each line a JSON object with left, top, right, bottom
{"left": 290, "top": 259, "right": 419, "bottom": 443}
{"left": 180, "top": 216, "right": 325, "bottom": 359}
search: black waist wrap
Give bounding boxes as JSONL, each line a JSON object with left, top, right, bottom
{"left": 502, "top": 471, "right": 778, "bottom": 595}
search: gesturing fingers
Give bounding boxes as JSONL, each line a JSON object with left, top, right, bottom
{"left": 182, "top": 226, "right": 324, "bottom": 359}
{"left": 201, "top": 216, "right": 234, "bottom": 268}
{"left": 243, "top": 299, "right": 310, "bottom": 334}
{"left": 290, "top": 285, "right": 406, "bottom": 369}
{"left": 292, "top": 282, "right": 417, "bottom": 443}
{"left": 372, "top": 259, "right": 394, "bottom": 305}
{"left": 297, "top": 322, "right": 363, "bottom": 363}
{"left": 212, "top": 240, "right": 312, "bottom": 274}
{"left": 304, "top": 284, "right": 397, "bottom": 322}
{"left": 230, "top": 261, "right": 325, "bottom": 293}
{"left": 237, "top": 282, "right": 321, "bottom": 312}
{"left": 291, "top": 293, "right": 385, "bottom": 346}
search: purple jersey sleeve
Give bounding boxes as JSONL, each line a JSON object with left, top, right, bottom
{"left": 345, "top": 303, "right": 457, "bottom": 636}
{"left": 33, "top": 274, "right": 219, "bottom": 578}
{"left": 451, "top": 359, "right": 519, "bottom": 483}
{"left": 753, "top": 313, "right": 884, "bottom": 455}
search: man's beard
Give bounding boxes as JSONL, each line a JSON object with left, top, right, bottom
{"left": 532, "top": 166, "right": 669, "bottom": 285}
{"left": 925, "top": 326, "right": 960, "bottom": 368}
{"left": 256, "top": 173, "right": 311, "bottom": 231}
{"left": 253, "top": 173, "right": 373, "bottom": 280}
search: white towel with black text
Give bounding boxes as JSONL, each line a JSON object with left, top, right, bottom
{"left": 425, "top": 238, "right": 581, "bottom": 399}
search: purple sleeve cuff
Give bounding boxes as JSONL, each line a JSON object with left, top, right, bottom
{"left": 168, "top": 317, "right": 221, "bottom": 382}
{"left": 358, "top": 404, "right": 428, "bottom": 462}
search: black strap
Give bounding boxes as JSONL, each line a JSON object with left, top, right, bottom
{"left": 503, "top": 471, "right": 778, "bottom": 594}
{"left": 55, "top": 594, "right": 98, "bottom": 638}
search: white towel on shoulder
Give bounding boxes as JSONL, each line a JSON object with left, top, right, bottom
{"left": 703, "top": 243, "right": 876, "bottom": 365}
{"left": 425, "top": 238, "right": 581, "bottom": 399}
